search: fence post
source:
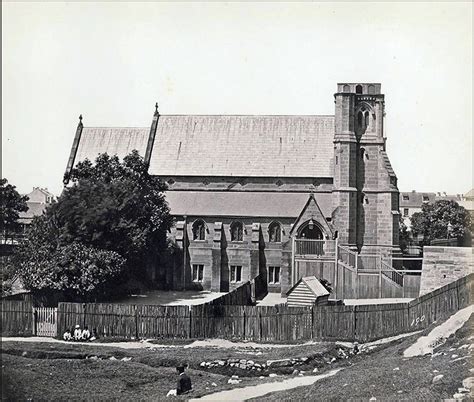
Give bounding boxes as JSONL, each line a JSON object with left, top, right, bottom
{"left": 82, "top": 303, "right": 87, "bottom": 329}
{"left": 311, "top": 305, "right": 314, "bottom": 339}
{"left": 189, "top": 306, "right": 193, "bottom": 339}
{"left": 334, "top": 240, "right": 339, "bottom": 299}
{"left": 379, "top": 256, "right": 383, "bottom": 298}
{"left": 353, "top": 305, "right": 357, "bottom": 341}
{"left": 134, "top": 306, "right": 139, "bottom": 340}
{"left": 243, "top": 308, "right": 246, "bottom": 340}
{"left": 33, "top": 308, "right": 38, "bottom": 336}
{"left": 259, "top": 308, "right": 262, "bottom": 342}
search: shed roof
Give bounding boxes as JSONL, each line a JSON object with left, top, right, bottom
{"left": 286, "top": 276, "right": 330, "bottom": 297}
{"left": 165, "top": 191, "right": 333, "bottom": 218}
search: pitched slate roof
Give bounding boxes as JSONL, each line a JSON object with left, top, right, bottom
{"left": 148, "top": 115, "right": 335, "bottom": 178}
{"left": 71, "top": 116, "right": 335, "bottom": 178}
{"left": 165, "top": 191, "right": 333, "bottom": 218}
{"left": 73, "top": 127, "right": 149, "bottom": 167}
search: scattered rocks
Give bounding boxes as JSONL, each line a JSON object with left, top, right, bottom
{"left": 451, "top": 354, "right": 459, "bottom": 359}
{"left": 21, "top": 351, "right": 28, "bottom": 357}
{"left": 269, "top": 373, "right": 278, "bottom": 378}
{"left": 393, "top": 367, "right": 399, "bottom": 371}
{"left": 313, "top": 368, "right": 319, "bottom": 373}
{"left": 432, "top": 374, "right": 444, "bottom": 384}
{"left": 121, "top": 357, "right": 132, "bottom": 362}
{"left": 109, "top": 356, "right": 117, "bottom": 361}
{"left": 267, "top": 359, "right": 292, "bottom": 368}
{"left": 462, "top": 377, "right": 474, "bottom": 389}
{"left": 88, "top": 356, "right": 99, "bottom": 361}
{"left": 292, "top": 369, "right": 299, "bottom": 376}
{"left": 211, "top": 382, "right": 217, "bottom": 387}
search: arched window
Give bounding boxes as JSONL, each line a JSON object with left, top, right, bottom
{"left": 192, "top": 220, "right": 206, "bottom": 241}
{"left": 268, "top": 222, "right": 281, "bottom": 242}
{"left": 360, "top": 148, "right": 365, "bottom": 160}
{"left": 356, "top": 84, "right": 363, "bottom": 94}
{"left": 358, "top": 111, "right": 363, "bottom": 128}
{"left": 230, "top": 222, "right": 243, "bottom": 241}
{"left": 364, "top": 111, "right": 369, "bottom": 127}
{"left": 368, "top": 85, "right": 375, "bottom": 95}
{"left": 343, "top": 84, "right": 350, "bottom": 92}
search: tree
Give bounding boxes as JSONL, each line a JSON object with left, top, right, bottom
{"left": 58, "top": 151, "right": 172, "bottom": 267}
{"left": 0, "top": 178, "right": 28, "bottom": 242}
{"left": 16, "top": 151, "right": 172, "bottom": 300}
{"left": 410, "top": 200, "right": 471, "bottom": 246}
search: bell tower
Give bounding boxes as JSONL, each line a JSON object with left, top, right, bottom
{"left": 332, "top": 83, "right": 399, "bottom": 250}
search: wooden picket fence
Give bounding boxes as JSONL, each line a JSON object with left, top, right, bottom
{"left": 1, "top": 300, "right": 34, "bottom": 336}
{"left": 3, "top": 273, "right": 473, "bottom": 342}
{"left": 34, "top": 307, "right": 57, "bottom": 337}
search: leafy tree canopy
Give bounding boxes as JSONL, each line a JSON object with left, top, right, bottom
{"left": 59, "top": 151, "right": 172, "bottom": 264}
{"left": 16, "top": 151, "right": 172, "bottom": 299}
{"left": 0, "top": 178, "right": 28, "bottom": 238}
{"left": 410, "top": 200, "right": 471, "bottom": 246}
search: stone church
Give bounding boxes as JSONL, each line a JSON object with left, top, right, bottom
{"left": 64, "top": 83, "right": 400, "bottom": 295}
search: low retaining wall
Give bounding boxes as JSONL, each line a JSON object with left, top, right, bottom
{"left": 419, "top": 246, "right": 473, "bottom": 296}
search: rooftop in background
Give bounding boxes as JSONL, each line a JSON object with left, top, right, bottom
{"left": 400, "top": 189, "right": 474, "bottom": 211}
{"left": 19, "top": 187, "right": 56, "bottom": 224}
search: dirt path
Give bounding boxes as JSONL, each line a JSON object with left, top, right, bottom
{"left": 404, "top": 305, "right": 473, "bottom": 357}
{"left": 0, "top": 336, "right": 322, "bottom": 350}
{"left": 189, "top": 369, "right": 342, "bottom": 401}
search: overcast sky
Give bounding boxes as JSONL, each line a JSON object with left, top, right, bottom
{"left": 2, "top": 2, "right": 472, "bottom": 196}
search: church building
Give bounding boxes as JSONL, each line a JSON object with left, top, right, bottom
{"left": 64, "top": 83, "right": 400, "bottom": 295}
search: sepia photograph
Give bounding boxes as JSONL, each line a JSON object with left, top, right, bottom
{"left": 1, "top": 1, "right": 473, "bottom": 400}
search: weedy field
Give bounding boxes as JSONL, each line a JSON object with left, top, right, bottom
{"left": 1, "top": 312, "right": 472, "bottom": 401}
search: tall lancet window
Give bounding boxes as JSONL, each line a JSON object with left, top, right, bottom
{"left": 192, "top": 220, "right": 206, "bottom": 241}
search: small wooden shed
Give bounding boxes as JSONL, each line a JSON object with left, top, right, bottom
{"left": 286, "top": 276, "right": 330, "bottom": 307}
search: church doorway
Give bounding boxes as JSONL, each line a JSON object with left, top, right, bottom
{"left": 298, "top": 221, "right": 324, "bottom": 239}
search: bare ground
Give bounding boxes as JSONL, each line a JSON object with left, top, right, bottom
{"left": 2, "top": 312, "right": 472, "bottom": 401}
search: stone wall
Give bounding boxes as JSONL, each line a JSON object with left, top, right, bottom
{"left": 419, "top": 246, "right": 473, "bottom": 295}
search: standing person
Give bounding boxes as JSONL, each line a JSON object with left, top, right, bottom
{"left": 176, "top": 364, "right": 192, "bottom": 395}
{"left": 73, "top": 325, "right": 82, "bottom": 341}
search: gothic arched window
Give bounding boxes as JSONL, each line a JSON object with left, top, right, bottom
{"left": 365, "top": 111, "right": 369, "bottom": 127}
{"left": 268, "top": 222, "right": 282, "bottom": 242}
{"left": 368, "top": 85, "right": 375, "bottom": 95}
{"left": 192, "top": 219, "right": 206, "bottom": 241}
{"left": 230, "top": 221, "right": 243, "bottom": 241}
{"left": 358, "top": 111, "right": 364, "bottom": 128}
{"left": 343, "top": 84, "right": 350, "bottom": 92}
{"left": 356, "top": 84, "right": 363, "bottom": 94}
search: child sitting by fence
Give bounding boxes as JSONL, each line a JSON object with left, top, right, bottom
{"left": 63, "top": 328, "right": 72, "bottom": 341}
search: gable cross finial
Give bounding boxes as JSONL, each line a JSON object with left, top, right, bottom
{"left": 79, "top": 114, "right": 83, "bottom": 122}
{"left": 155, "top": 102, "right": 159, "bottom": 114}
